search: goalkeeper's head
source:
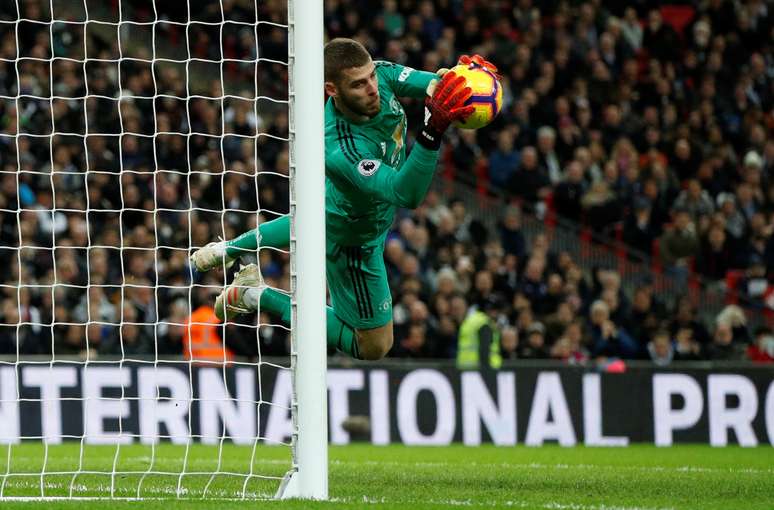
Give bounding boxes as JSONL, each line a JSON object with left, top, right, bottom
{"left": 324, "top": 38, "right": 380, "bottom": 120}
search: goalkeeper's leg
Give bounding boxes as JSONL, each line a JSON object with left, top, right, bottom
{"left": 215, "top": 264, "right": 363, "bottom": 358}
{"left": 216, "top": 262, "right": 391, "bottom": 360}
{"left": 196, "top": 215, "right": 362, "bottom": 358}
{"left": 190, "top": 215, "right": 290, "bottom": 272}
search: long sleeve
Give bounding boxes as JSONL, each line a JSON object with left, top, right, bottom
{"left": 327, "top": 143, "right": 439, "bottom": 209}
{"left": 375, "top": 60, "right": 437, "bottom": 99}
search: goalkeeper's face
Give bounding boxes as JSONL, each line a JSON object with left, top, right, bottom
{"left": 331, "top": 62, "right": 381, "bottom": 118}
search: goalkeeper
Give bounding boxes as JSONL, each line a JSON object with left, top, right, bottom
{"left": 191, "top": 38, "right": 493, "bottom": 360}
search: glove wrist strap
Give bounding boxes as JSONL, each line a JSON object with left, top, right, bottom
{"left": 417, "top": 125, "right": 443, "bottom": 150}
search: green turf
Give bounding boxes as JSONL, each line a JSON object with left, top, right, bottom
{"left": 0, "top": 443, "right": 772, "bottom": 509}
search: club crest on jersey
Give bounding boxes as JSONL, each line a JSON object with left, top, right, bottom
{"left": 358, "top": 159, "right": 381, "bottom": 177}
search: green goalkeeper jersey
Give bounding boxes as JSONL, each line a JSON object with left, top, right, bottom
{"left": 325, "top": 61, "right": 438, "bottom": 247}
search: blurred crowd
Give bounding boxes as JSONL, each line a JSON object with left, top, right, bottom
{"left": 0, "top": 0, "right": 772, "bottom": 366}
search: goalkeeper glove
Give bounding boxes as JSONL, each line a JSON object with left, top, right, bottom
{"left": 417, "top": 71, "right": 474, "bottom": 150}
{"left": 430, "top": 55, "right": 498, "bottom": 92}
{"left": 457, "top": 54, "right": 499, "bottom": 75}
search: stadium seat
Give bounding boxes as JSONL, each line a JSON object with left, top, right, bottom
{"left": 660, "top": 5, "right": 696, "bottom": 36}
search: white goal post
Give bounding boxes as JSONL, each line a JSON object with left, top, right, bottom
{"left": 281, "top": 0, "right": 328, "bottom": 500}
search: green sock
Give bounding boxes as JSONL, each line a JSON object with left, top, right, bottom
{"left": 226, "top": 214, "right": 290, "bottom": 258}
{"left": 259, "top": 287, "right": 360, "bottom": 359}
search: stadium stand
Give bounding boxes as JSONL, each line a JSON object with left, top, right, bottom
{"left": 0, "top": 0, "right": 771, "bottom": 365}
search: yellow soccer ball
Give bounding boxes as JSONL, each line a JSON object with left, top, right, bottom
{"left": 450, "top": 62, "right": 503, "bottom": 130}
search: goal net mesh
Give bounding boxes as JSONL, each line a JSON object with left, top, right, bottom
{"left": 0, "top": 0, "right": 295, "bottom": 499}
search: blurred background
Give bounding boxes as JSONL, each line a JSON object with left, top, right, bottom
{"left": 0, "top": 0, "right": 772, "bottom": 370}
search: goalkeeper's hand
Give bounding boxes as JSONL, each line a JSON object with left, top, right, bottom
{"left": 427, "top": 54, "right": 499, "bottom": 95}
{"left": 417, "top": 71, "right": 474, "bottom": 150}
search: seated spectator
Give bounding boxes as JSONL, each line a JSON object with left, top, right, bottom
{"left": 738, "top": 256, "right": 771, "bottom": 307}
{"left": 747, "top": 326, "right": 774, "bottom": 363}
{"left": 553, "top": 160, "right": 587, "bottom": 220}
{"left": 536, "top": 126, "right": 562, "bottom": 184}
{"left": 500, "top": 326, "right": 519, "bottom": 360}
{"left": 588, "top": 299, "right": 639, "bottom": 359}
{"left": 506, "top": 146, "right": 551, "bottom": 205}
{"left": 647, "top": 330, "right": 674, "bottom": 366}
{"left": 622, "top": 196, "right": 660, "bottom": 257}
{"left": 544, "top": 301, "right": 575, "bottom": 342}
{"left": 519, "top": 322, "right": 550, "bottom": 359}
{"left": 580, "top": 180, "right": 619, "bottom": 233}
{"left": 560, "top": 321, "right": 589, "bottom": 364}
{"left": 705, "top": 321, "right": 747, "bottom": 361}
{"left": 488, "top": 129, "right": 520, "bottom": 188}
{"left": 673, "top": 178, "right": 715, "bottom": 226}
{"left": 715, "top": 305, "right": 751, "bottom": 343}
{"left": 669, "top": 296, "right": 711, "bottom": 345}
{"left": 659, "top": 206, "right": 699, "bottom": 278}
{"left": 452, "top": 129, "right": 482, "bottom": 184}
{"left": 498, "top": 205, "right": 526, "bottom": 259}
{"left": 394, "top": 323, "right": 436, "bottom": 358}
{"left": 670, "top": 138, "right": 701, "bottom": 182}
{"left": 624, "top": 287, "right": 660, "bottom": 346}
{"left": 535, "top": 272, "right": 565, "bottom": 316}
{"left": 696, "top": 225, "right": 734, "bottom": 280}
{"left": 716, "top": 192, "right": 747, "bottom": 246}
{"left": 519, "top": 257, "right": 547, "bottom": 304}
{"left": 673, "top": 327, "right": 703, "bottom": 361}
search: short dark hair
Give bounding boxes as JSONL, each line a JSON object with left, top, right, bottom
{"left": 324, "top": 38, "right": 371, "bottom": 83}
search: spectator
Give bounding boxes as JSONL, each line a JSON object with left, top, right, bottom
{"left": 451, "top": 129, "right": 483, "bottom": 184}
{"left": 536, "top": 126, "right": 562, "bottom": 184}
{"left": 643, "top": 9, "right": 680, "bottom": 63}
{"left": 519, "top": 322, "right": 549, "bottom": 359}
{"left": 553, "top": 160, "right": 587, "bottom": 220}
{"left": 716, "top": 304, "right": 751, "bottom": 343}
{"left": 747, "top": 326, "right": 774, "bottom": 363}
{"left": 550, "top": 321, "right": 589, "bottom": 364}
{"left": 588, "top": 299, "right": 639, "bottom": 359}
{"left": 696, "top": 225, "right": 734, "bottom": 280}
{"left": 705, "top": 321, "right": 747, "bottom": 361}
{"left": 659, "top": 207, "right": 700, "bottom": 276}
{"left": 580, "top": 180, "right": 619, "bottom": 233}
{"left": 647, "top": 330, "right": 674, "bottom": 366}
{"left": 623, "top": 196, "right": 660, "bottom": 257}
{"left": 625, "top": 287, "right": 660, "bottom": 346}
{"left": 674, "top": 327, "right": 704, "bottom": 361}
{"left": 506, "top": 146, "right": 550, "bottom": 205}
{"left": 669, "top": 296, "right": 711, "bottom": 346}
{"left": 498, "top": 205, "right": 526, "bottom": 259}
{"left": 673, "top": 179, "right": 715, "bottom": 225}
{"left": 488, "top": 129, "right": 520, "bottom": 188}
{"left": 620, "top": 8, "right": 643, "bottom": 51}
{"left": 500, "top": 326, "right": 518, "bottom": 360}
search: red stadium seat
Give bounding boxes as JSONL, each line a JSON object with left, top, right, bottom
{"left": 660, "top": 5, "right": 696, "bottom": 36}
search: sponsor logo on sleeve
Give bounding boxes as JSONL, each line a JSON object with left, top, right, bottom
{"left": 357, "top": 159, "right": 381, "bottom": 177}
{"left": 398, "top": 66, "right": 414, "bottom": 82}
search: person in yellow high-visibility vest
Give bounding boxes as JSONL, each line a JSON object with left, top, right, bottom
{"left": 456, "top": 293, "right": 503, "bottom": 370}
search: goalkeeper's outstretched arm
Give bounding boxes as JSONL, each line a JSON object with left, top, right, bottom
{"left": 328, "top": 71, "right": 473, "bottom": 210}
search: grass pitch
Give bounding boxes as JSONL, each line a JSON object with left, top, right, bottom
{"left": 0, "top": 443, "right": 772, "bottom": 509}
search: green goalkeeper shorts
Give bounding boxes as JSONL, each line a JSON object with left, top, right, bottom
{"left": 326, "top": 239, "right": 393, "bottom": 330}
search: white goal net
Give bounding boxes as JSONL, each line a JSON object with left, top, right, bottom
{"left": 0, "top": 0, "right": 324, "bottom": 500}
